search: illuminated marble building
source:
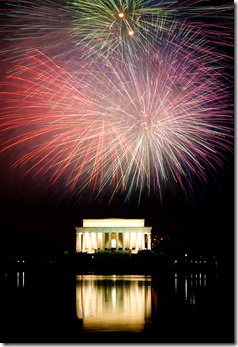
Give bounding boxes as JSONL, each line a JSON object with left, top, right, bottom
{"left": 75, "top": 218, "right": 152, "bottom": 253}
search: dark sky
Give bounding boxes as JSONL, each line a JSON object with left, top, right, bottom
{"left": 0, "top": 0, "right": 235, "bottom": 259}
{"left": 0, "top": 152, "right": 234, "bottom": 257}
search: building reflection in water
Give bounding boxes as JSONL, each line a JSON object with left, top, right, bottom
{"left": 174, "top": 272, "right": 208, "bottom": 306}
{"left": 174, "top": 272, "right": 178, "bottom": 294}
{"left": 16, "top": 272, "right": 25, "bottom": 289}
{"left": 185, "top": 275, "right": 188, "bottom": 302}
{"left": 76, "top": 275, "right": 152, "bottom": 333}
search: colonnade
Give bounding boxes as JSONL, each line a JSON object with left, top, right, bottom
{"left": 76, "top": 231, "right": 151, "bottom": 253}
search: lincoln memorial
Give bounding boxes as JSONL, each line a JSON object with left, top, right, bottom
{"left": 75, "top": 219, "right": 152, "bottom": 253}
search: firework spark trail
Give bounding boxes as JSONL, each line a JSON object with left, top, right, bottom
{"left": 0, "top": 50, "right": 146, "bottom": 199}
{"left": 0, "top": 0, "right": 86, "bottom": 74}
{"left": 67, "top": 0, "right": 233, "bottom": 56}
{"left": 0, "top": 48, "right": 233, "bottom": 202}
{"left": 0, "top": 0, "right": 233, "bottom": 66}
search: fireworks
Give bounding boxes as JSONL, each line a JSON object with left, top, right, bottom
{"left": 0, "top": 0, "right": 233, "bottom": 64}
{"left": 0, "top": 43, "right": 233, "bottom": 202}
{"left": 66, "top": 0, "right": 180, "bottom": 58}
{"left": 0, "top": 0, "right": 234, "bottom": 204}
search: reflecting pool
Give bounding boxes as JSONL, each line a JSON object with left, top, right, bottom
{"left": 76, "top": 275, "right": 152, "bottom": 333}
{"left": 2, "top": 270, "right": 234, "bottom": 343}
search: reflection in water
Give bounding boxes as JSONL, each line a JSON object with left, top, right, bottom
{"left": 17, "top": 271, "right": 25, "bottom": 288}
{"left": 174, "top": 273, "right": 178, "bottom": 294}
{"left": 185, "top": 276, "right": 188, "bottom": 302}
{"left": 16, "top": 272, "right": 25, "bottom": 289}
{"left": 3, "top": 269, "right": 232, "bottom": 342}
{"left": 173, "top": 272, "right": 207, "bottom": 305}
{"left": 76, "top": 275, "right": 152, "bottom": 333}
{"left": 76, "top": 272, "right": 211, "bottom": 334}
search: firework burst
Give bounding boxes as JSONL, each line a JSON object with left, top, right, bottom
{"left": 0, "top": 48, "right": 233, "bottom": 203}
{"left": 0, "top": 0, "right": 233, "bottom": 65}
{"left": 67, "top": 0, "right": 233, "bottom": 58}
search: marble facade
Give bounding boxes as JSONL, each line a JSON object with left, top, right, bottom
{"left": 76, "top": 219, "right": 152, "bottom": 253}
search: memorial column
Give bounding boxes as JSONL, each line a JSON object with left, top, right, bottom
{"left": 78, "top": 232, "right": 82, "bottom": 251}
{"left": 142, "top": 233, "right": 145, "bottom": 250}
{"left": 76, "top": 232, "right": 80, "bottom": 252}
{"left": 122, "top": 232, "right": 125, "bottom": 250}
{"left": 82, "top": 233, "right": 85, "bottom": 252}
{"left": 116, "top": 233, "right": 119, "bottom": 250}
{"left": 138, "top": 232, "right": 142, "bottom": 250}
{"left": 148, "top": 233, "right": 151, "bottom": 250}
{"left": 136, "top": 233, "right": 139, "bottom": 251}
{"left": 91, "top": 232, "right": 96, "bottom": 250}
{"left": 129, "top": 233, "right": 132, "bottom": 250}
{"left": 88, "top": 233, "right": 92, "bottom": 251}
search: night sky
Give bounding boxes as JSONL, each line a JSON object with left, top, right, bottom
{"left": 0, "top": 0, "right": 234, "bottom": 266}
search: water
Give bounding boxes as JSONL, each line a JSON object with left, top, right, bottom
{"left": 2, "top": 270, "right": 234, "bottom": 343}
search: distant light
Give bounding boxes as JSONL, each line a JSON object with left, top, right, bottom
{"left": 185, "top": 254, "right": 187, "bottom": 257}
{"left": 128, "top": 30, "right": 134, "bottom": 36}
{"left": 174, "top": 259, "right": 177, "bottom": 263}
{"left": 118, "top": 12, "right": 124, "bottom": 18}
